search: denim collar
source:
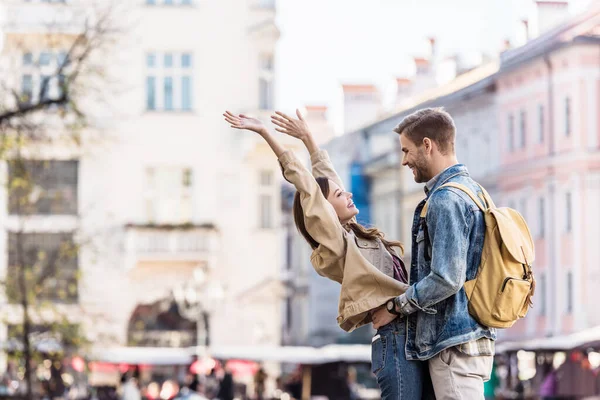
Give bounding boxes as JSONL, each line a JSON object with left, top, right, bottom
{"left": 424, "top": 164, "right": 469, "bottom": 197}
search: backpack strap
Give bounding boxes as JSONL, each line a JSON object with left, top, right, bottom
{"left": 420, "top": 182, "right": 487, "bottom": 218}
{"left": 476, "top": 183, "right": 496, "bottom": 209}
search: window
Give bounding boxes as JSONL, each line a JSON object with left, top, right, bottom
{"left": 508, "top": 113, "right": 515, "bottom": 152}
{"left": 565, "top": 192, "right": 572, "bottom": 232}
{"left": 260, "top": 170, "right": 273, "bottom": 186}
{"left": 181, "top": 54, "right": 193, "bottom": 111}
{"left": 565, "top": 97, "right": 571, "bottom": 136}
{"left": 7, "top": 232, "right": 78, "bottom": 303}
{"left": 39, "top": 52, "right": 52, "bottom": 66}
{"left": 259, "top": 78, "right": 273, "bottom": 110}
{"left": 146, "top": 76, "right": 156, "bottom": 110}
{"left": 539, "top": 274, "right": 546, "bottom": 316}
{"left": 519, "top": 110, "right": 526, "bottom": 148}
{"left": 538, "top": 197, "right": 545, "bottom": 238}
{"left": 538, "top": 104, "right": 544, "bottom": 143}
{"left": 57, "top": 51, "right": 68, "bottom": 68}
{"left": 567, "top": 271, "right": 573, "bottom": 314}
{"left": 144, "top": 166, "right": 193, "bottom": 224}
{"left": 164, "top": 77, "right": 173, "bottom": 110}
{"left": 259, "top": 54, "right": 275, "bottom": 110}
{"left": 57, "top": 74, "right": 66, "bottom": 99}
{"left": 145, "top": 52, "right": 193, "bottom": 111}
{"left": 258, "top": 170, "right": 274, "bottom": 229}
{"left": 164, "top": 53, "right": 173, "bottom": 68}
{"left": 181, "top": 53, "right": 192, "bottom": 68}
{"left": 181, "top": 76, "right": 192, "bottom": 111}
{"left": 8, "top": 160, "right": 78, "bottom": 215}
{"left": 259, "top": 194, "right": 273, "bottom": 229}
{"left": 21, "top": 75, "right": 33, "bottom": 103}
{"left": 20, "top": 50, "right": 70, "bottom": 104}
{"left": 40, "top": 75, "right": 51, "bottom": 101}
{"left": 23, "top": 52, "right": 33, "bottom": 66}
{"left": 147, "top": 53, "right": 156, "bottom": 68}
{"left": 260, "top": 54, "right": 274, "bottom": 71}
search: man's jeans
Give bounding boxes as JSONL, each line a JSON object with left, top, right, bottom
{"left": 428, "top": 346, "right": 493, "bottom": 400}
{"left": 372, "top": 318, "right": 435, "bottom": 399}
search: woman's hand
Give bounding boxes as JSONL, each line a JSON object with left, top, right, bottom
{"left": 271, "top": 109, "right": 313, "bottom": 141}
{"left": 371, "top": 305, "right": 397, "bottom": 330}
{"left": 223, "top": 111, "right": 268, "bottom": 136}
{"left": 271, "top": 109, "right": 319, "bottom": 154}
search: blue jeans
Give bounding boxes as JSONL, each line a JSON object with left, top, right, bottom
{"left": 371, "top": 318, "right": 436, "bottom": 400}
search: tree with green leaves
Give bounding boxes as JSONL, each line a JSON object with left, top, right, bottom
{"left": 0, "top": 4, "right": 120, "bottom": 398}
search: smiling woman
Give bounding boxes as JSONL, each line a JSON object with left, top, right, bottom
{"left": 223, "top": 108, "right": 435, "bottom": 399}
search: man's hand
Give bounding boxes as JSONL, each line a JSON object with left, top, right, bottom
{"left": 371, "top": 305, "right": 397, "bottom": 329}
{"left": 224, "top": 111, "right": 268, "bottom": 135}
{"left": 271, "top": 109, "right": 312, "bottom": 141}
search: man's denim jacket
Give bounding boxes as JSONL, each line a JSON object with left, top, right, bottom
{"left": 397, "top": 164, "right": 496, "bottom": 361}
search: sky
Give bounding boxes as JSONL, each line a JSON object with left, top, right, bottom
{"left": 274, "top": 0, "right": 594, "bottom": 130}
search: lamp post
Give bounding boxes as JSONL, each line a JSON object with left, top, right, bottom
{"left": 173, "top": 268, "right": 224, "bottom": 349}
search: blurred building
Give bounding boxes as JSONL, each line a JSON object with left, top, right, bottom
{"left": 0, "top": 0, "right": 295, "bottom": 367}
{"left": 282, "top": 2, "right": 600, "bottom": 347}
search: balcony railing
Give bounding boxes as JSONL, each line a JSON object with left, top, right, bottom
{"left": 125, "top": 224, "right": 219, "bottom": 266}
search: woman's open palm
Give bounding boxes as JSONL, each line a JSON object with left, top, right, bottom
{"left": 223, "top": 111, "right": 266, "bottom": 135}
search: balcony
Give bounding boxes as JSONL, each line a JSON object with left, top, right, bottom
{"left": 1, "top": 1, "right": 89, "bottom": 36}
{"left": 124, "top": 224, "right": 219, "bottom": 268}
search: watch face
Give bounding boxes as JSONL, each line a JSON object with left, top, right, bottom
{"left": 387, "top": 300, "right": 394, "bottom": 312}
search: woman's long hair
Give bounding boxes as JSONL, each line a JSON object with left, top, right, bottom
{"left": 292, "top": 176, "right": 404, "bottom": 255}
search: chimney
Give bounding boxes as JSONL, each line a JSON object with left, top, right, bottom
{"left": 536, "top": 1, "right": 569, "bottom": 35}
{"left": 522, "top": 18, "right": 530, "bottom": 42}
{"left": 428, "top": 37, "right": 437, "bottom": 60}
{"left": 414, "top": 57, "right": 431, "bottom": 75}
{"left": 341, "top": 84, "right": 381, "bottom": 133}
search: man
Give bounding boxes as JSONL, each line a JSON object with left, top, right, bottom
{"left": 375, "top": 107, "right": 496, "bottom": 399}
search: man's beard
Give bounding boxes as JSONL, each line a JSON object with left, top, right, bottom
{"left": 412, "top": 154, "right": 430, "bottom": 183}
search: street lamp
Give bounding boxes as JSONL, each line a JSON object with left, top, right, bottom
{"left": 173, "top": 267, "right": 225, "bottom": 349}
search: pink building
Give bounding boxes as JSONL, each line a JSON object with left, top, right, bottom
{"left": 496, "top": 4, "right": 600, "bottom": 340}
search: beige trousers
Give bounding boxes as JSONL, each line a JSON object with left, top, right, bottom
{"left": 428, "top": 346, "right": 494, "bottom": 400}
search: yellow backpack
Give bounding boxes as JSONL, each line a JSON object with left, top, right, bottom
{"left": 421, "top": 182, "right": 536, "bottom": 329}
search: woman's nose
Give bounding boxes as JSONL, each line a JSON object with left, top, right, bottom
{"left": 347, "top": 192, "right": 353, "bottom": 199}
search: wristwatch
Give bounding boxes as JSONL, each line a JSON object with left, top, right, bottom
{"left": 386, "top": 298, "right": 402, "bottom": 315}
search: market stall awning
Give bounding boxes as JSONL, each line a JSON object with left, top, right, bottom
{"left": 88, "top": 344, "right": 371, "bottom": 366}
{"left": 497, "top": 325, "right": 600, "bottom": 353}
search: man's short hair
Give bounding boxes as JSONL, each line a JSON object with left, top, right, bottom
{"left": 393, "top": 107, "right": 456, "bottom": 154}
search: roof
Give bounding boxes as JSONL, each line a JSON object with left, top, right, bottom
{"left": 341, "top": 84, "right": 379, "bottom": 93}
{"left": 500, "top": 2, "right": 600, "bottom": 70}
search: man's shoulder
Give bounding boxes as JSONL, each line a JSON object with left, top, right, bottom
{"left": 435, "top": 176, "right": 481, "bottom": 204}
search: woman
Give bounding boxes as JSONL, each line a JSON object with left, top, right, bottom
{"left": 223, "top": 109, "right": 434, "bottom": 399}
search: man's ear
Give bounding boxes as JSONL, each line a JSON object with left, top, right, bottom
{"left": 423, "top": 138, "right": 433, "bottom": 155}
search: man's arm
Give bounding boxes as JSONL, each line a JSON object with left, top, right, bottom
{"left": 395, "top": 189, "right": 473, "bottom": 315}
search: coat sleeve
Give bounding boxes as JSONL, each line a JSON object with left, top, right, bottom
{"left": 278, "top": 150, "right": 346, "bottom": 283}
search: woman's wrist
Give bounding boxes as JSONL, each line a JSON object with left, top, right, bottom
{"left": 258, "top": 127, "right": 270, "bottom": 137}
{"left": 302, "top": 134, "right": 319, "bottom": 154}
